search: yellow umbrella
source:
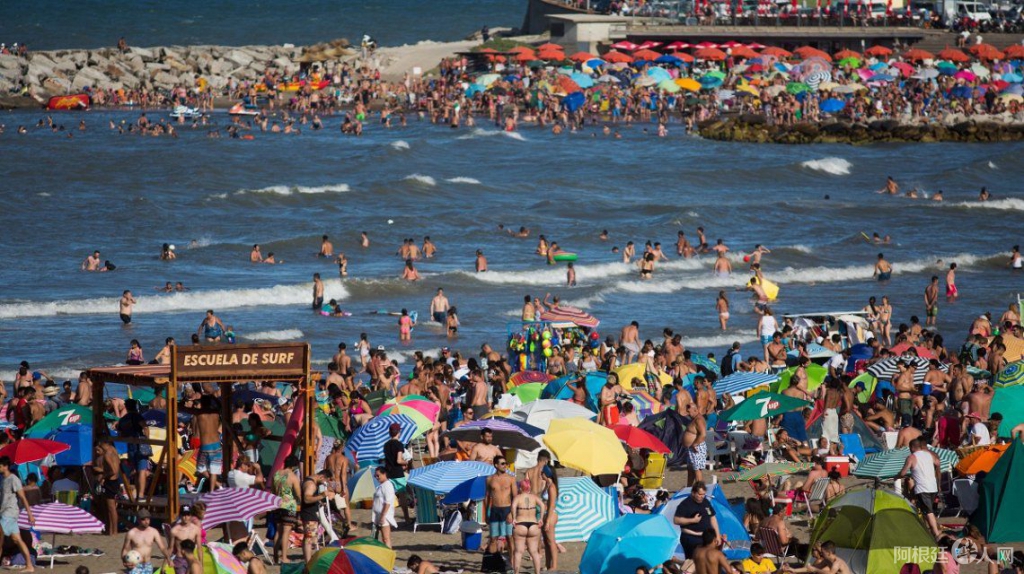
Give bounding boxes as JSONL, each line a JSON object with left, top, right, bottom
{"left": 996, "top": 335, "right": 1024, "bottom": 362}
{"left": 543, "top": 418, "right": 626, "bottom": 476}
{"left": 736, "top": 84, "right": 760, "bottom": 96}
{"left": 179, "top": 450, "right": 197, "bottom": 483}
{"left": 612, "top": 363, "right": 673, "bottom": 391}
{"left": 817, "top": 81, "right": 841, "bottom": 91}
{"left": 999, "top": 93, "right": 1023, "bottom": 104}
{"left": 675, "top": 78, "right": 701, "bottom": 92}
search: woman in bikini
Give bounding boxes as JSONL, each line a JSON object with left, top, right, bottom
{"left": 878, "top": 296, "right": 893, "bottom": 346}
{"left": 348, "top": 391, "right": 373, "bottom": 428}
{"left": 510, "top": 484, "right": 544, "bottom": 574}
{"left": 716, "top": 291, "right": 730, "bottom": 330}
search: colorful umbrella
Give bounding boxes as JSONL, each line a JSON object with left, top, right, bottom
{"left": 346, "top": 414, "right": 421, "bottom": 462}
{"left": 0, "top": 438, "right": 68, "bottom": 464}
{"left": 996, "top": 362, "right": 1024, "bottom": 387}
{"left": 408, "top": 461, "right": 495, "bottom": 494}
{"left": 956, "top": 444, "right": 1009, "bottom": 475}
{"left": 722, "top": 462, "right": 813, "bottom": 481}
{"left": 820, "top": 98, "right": 846, "bottom": 113}
{"left": 179, "top": 449, "right": 198, "bottom": 483}
{"left": 604, "top": 50, "right": 633, "bottom": 64}
{"left": 714, "top": 372, "right": 779, "bottom": 397}
{"left": 509, "top": 370, "right": 555, "bottom": 387}
{"left": 675, "top": 77, "right": 701, "bottom": 92}
{"left": 544, "top": 418, "right": 626, "bottom": 476}
{"left": 342, "top": 537, "right": 396, "bottom": 572}
{"left": 570, "top": 51, "right": 597, "bottom": 63}
{"left": 633, "top": 49, "right": 662, "bottom": 61}
{"left": 347, "top": 464, "right": 379, "bottom": 503}
{"left": 508, "top": 382, "right": 545, "bottom": 404}
{"left": 612, "top": 424, "right": 670, "bottom": 453}
{"left": 538, "top": 305, "right": 600, "bottom": 328}
{"left": 853, "top": 446, "right": 958, "bottom": 479}
{"left": 695, "top": 48, "right": 727, "bottom": 61}
{"left": 375, "top": 402, "right": 435, "bottom": 430}
{"left": 690, "top": 353, "right": 721, "bottom": 376}
{"left": 303, "top": 547, "right": 387, "bottom": 574}
{"left": 938, "top": 47, "right": 970, "bottom": 63}
{"left": 200, "top": 487, "right": 282, "bottom": 529}
{"left": 580, "top": 514, "right": 678, "bottom": 574}
{"left": 555, "top": 476, "right": 617, "bottom": 542}
{"left": 630, "top": 390, "right": 662, "bottom": 419}
{"left": 17, "top": 502, "right": 103, "bottom": 533}
{"left": 719, "top": 391, "right": 810, "bottom": 421}
{"left": 888, "top": 343, "right": 936, "bottom": 359}
{"left": 204, "top": 542, "right": 248, "bottom": 574}
{"left": 24, "top": 404, "right": 100, "bottom": 438}
{"left": 444, "top": 419, "right": 542, "bottom": 451}
{"left": 775, "top": 364, "right": 828, "bottom": 393}
{"left": 867, "top": 356, "right": 935, "bottom": 384}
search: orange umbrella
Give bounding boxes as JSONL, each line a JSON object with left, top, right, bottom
{"left": 537, "top": 49, "right": 566, "bottom": 61}
{"left": 760, "top": 46, "right": 793, "bottom": 58}
{"left": 669, "top": 52, "right": 695, "bottom": 63}
{"left": 794, "top": 46, "right": 832, "bottom": 61}
{"left": 865, "top": 45, "right": 893, "bottom": 57}
{"left": 695, "top": 47, "right": 727, "bottom": 61}
{"left": 514, "top": 51, "right": 535, "bottom": 63}
{"left": 632, "top": 49, "right": 662, "bottom": 61}
{"left": 603, "top": 50, "right": 634, "bottom": 63}
{"left": 938, "top": 47, "right": 970, "bottom": 63}
{"left": 1005, "top": 45, "right": 1024, "bottom": 59}
{"left": 834, "top": 48, "right": 862, "bottom": 60}
{"left": 956, "top": 443, "right": 1009, "bottom": 475}
{"left": 556, "top": 75, "right": 581, "bottom": 93}
{"left": 509, "top": 46, "right": 534, "bottom": 54}
{"left": 537, "top": 42, "right": 564, "bottom": 52}
{"left": 971, "top": 43, "right": 1005, "bottom": 60}
{"left": 479, "top": 48, "right": 506, "bottom": 63}
{"left": 731, "top": 46, "right": 759, "bottom": 59}
{"left": 570, "top": 51, "right": 597, "bottom": 63}
{"left": 903, "top": 48, "right": 935, "bottom": 62}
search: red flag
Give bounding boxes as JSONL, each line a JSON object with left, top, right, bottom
{"left": 886, "top": 0, "right": 892, "bottom": 15}
{"left": 792, "top": 0, "right": 797, "bottom": 11}
{"left": 816, "top": 0, "right": 822, "bottom": 16}
{"left": 857, "top": 0, "right": 864, "bottom": 13}
{"left": 844, "top": 0, "right": 849, "bottom": 14}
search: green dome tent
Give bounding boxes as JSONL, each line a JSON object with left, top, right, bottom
{"left": 808, "top": 488, "right": 937, "bottom": 574}
{"left": 972, "top": 439, "right": 1024, "bottom": 543}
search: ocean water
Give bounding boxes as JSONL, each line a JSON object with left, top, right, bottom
{"left": 0, "top": 0, "right": 525, "bottom": 50}
{"left": 1, "top": 110, "right": 1022, "bottom": 381}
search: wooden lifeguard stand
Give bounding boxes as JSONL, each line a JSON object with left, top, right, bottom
{"left": 85, "top": 342, "right": 316, "bottom": 522}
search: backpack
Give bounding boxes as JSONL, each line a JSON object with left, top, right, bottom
{"left": 721, "top": 350, "right": 737, "bottom": 377}
{"left": 441, "top": 508, "right": 462, "bottom": 535}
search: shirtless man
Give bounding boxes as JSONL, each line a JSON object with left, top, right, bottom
{"left": 319, "top": 235, "right": 333, "bottom": 257}
{"left": 122, "top": 509, "right": 169, "bottom": 572}
{"left": 949, "top": 363, "right": 974, "bottom": 404}
{"left": 469, "top": 370, "right": 490, "bottom": 420}
{"left": 153, "top": 337, "right": 174, "bottom": 365}
{"left": 925, "top": 276, "right": 940, "bottom": 326}
{"left": 692, "top": 530, "right": 734, "bottom": 574}
{"left": 82, "top": 250, "right": 102, "bottom": 271}
{"left": 748, "top": 244, "right": 771, "bottom": 265}
{"left": 475, "top": 250, "right": 488, "bottom": 272}
{"left": 863, "top": 403, "right": 896, "bottom": 433}
{"left": 484, "top": 456, "right": 517, "bottom": 556}
{"left": 333, "top": 343, "right": 354, "bottom": 389}
{"left": 191, "top": 395, "right": 224, "bottom": 490}
{"left": 430, "top": 288, "right": 450, "bottom": 324}
{"left": 75, "top": 373, "right": 93, "bottom": 406}
{"left": 881, "top": 176, "right": 899, "bottom": 195}
{"left": 325, "top": 443, "right": 352, "bottom": 533}
{"left": 695, "top": 377, "right": 715, "bottom": 416}
{"left": 169, "top": 509, "right": 202, "bottom": 572}
{"left": 94, "top": 435, "right": 121, "bottom": 535}
{"left": 312, "top": 273, "right": 324, "bottom": 310}
{"left": 470, "top": 429, "right": 503, "bottom": 463}
{"left": 620, "top": 321, "right": 640, "bottom": 363}
{"left": 967, "top": 383, "right": 993, "bottom": 420}
{"left": 895, "top": 424, "right": 923, "bottom": 448}
{"left": 249, "top": 245, "right": 263, "bottom": 263}
{"left": 622, "top": 241, "right": 635, "bottom": 264}
{"left": 786, "top": 541, "right": 852, "bottom": 574}
{"left": 233, "top": 543, "right": 267, "bottom": 574}
{"left": 945, "top": 262, "right": 958, "bottom": 302}
{"left": 360, "top": 232, "right": 370, "bottom": 248}
{"left": 696, "top": 227, "right": 708, "bottom": 252}
{"left": 683, "top": 404, "right": 707, "bottom": 486}
{"left": 766, "top": 333, "right": 788, "bottom": 369}
{"left": 422, "top": 236, "right": 436, "bottom": 258}
{"left": 408, "top": 240, "right": 422, "bottom": 261}
{"left": 711, "top": 239, "right": 729, "bottom": 255}
{"left": 894, "top": 361, "right": 917, "bottom": 428}
{"left": 874, "top": 253, "right": 892, "bottom": 282}
{"left": 676, "top": 231, "right": 691, "bottom": 257}
{"left": 747, "top": 280, "right": 769, "bottom": 314}
{"left": 713, "top": 252, "right": 732, "bottom": 276}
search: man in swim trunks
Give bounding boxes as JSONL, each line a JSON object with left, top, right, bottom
{"left": 430, "top": 288, "right": 449, "bottom": 324}
{"left": 682, "top": 404, "right": 707, "bottom": 487}
{"left": 312, "top": 273, "right": 324, "bottom": 310}
{"left": 198, "top": 309, "right": 226, "bottom": 342}
{"left": 620, "top": 321, "right": 641, "bottom": 363}
{"left": 713, "top": 251, "right": 731, "bottom": 276}
{"left": 120, "top": 290, "right": 137, "bottom": 324}
{"left": 873, "top": 253, "right": 892, "bottom": 282}
{"left": 94, "top": 434, "right": 121, "bottom": 535}
{"left": 946, "top": 262, "right": 958, "bottom": 302}
{"left": 476, "top": 250, "right": 488, "bottom": 272}
{"left": 925, "top": 276, "right": 939, "bottom": 326}
{"left": 484, "top": 455, "right": 517, "bottom": 557}
{"left": 82, "top": 250, "right": 102, "bottom": 271}
{"left": 319, "top": 235, "right": 333, "bottom": 257}
{"left": 192, "top": 395, "right": 223, "bottom": 490}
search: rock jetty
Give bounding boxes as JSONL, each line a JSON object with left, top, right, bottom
{"left": 698, "top": 114, "right": 1024, "bottom": 144}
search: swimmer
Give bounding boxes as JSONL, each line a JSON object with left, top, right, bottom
{"left": 161, "top": 243, "right": 176, "bottom": 260}
{"left": 622, "top": 241, "right": 635, "bottom": 264}
{"left": 360, "top": 232, "right": 370, "bottom": 248}
{"left": 979, "top": 187, "right": 990, "bottom": 201}
{"left": 599, "top": 230, "right": 609, "bottom": 241}
{"left": 879, "top": 176, "right": 899, "bottom": 195}
{"left": 567, "top": 262, "right": 576, "bottom": 287}
{"left": 156, "top": 282, "right": 173, "bottom": 292}
{"left": 748, "top": 244, "right": 771, "bottom": 265}
{"left": 401, "top": 259, "right": 421, "bottom": 281}
{"left": 874, "top": 253, "right": 892, "bottom": 282}
{"left": 507, "top": 226, "right": 529, "bottom": 238}
{"left": 713, "top": 251, "right": 732, "bottom": 276}
{"left": 932, "top": 190, "right": 943, "bottom": 201}
{"left": 475, "top": 250, "right": 488, "bottom": 272}
{"left": 536, "top": 235, "right": 549, "bottom": 257}
{"left": 906, "top": 188, "right": 919, "bottom": 199}
{"left": 336, "top": 253, "right": 349, "bottom": 277}
{"left": 422, "top": 236, "right": 436, "bottom": 258}
{"left": 263, "top": 252, "right": 281, "bottom": 264}
{"left": 319, "top": 235, "right": 333, "bottom": 257}
{"left": 946, "top": 262, "right": 958, "bottom": 301}
{"left": 250, "top": 245, "right": 263, "bottom": 263}
{"left": 82, "top": 250, "right": 102, "bottom": 271}
{"left": 175, "top": 282, "right": 189, "bottom": 292}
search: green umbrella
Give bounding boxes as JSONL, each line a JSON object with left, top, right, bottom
{"left": 127, "top": 386, "right": 156, "bottom": 405}
{"left": 786, "top": 82, "right": 810, "bottom": 94}
{"left": 720, "top": 391, "right": 810, "bottom": 422}
{"left": 508, "top": 383, "right": 544, "bottom": 404}
{"left": 704, "top": 70, "right": 726, "bottom": 80}
{"left": 995, "top": 362, "right": 1024, "bottom": 387}
{"left": 241, "top": 418, "right": 286, "bottom": 465}
{"left": 838, "top": 57, "right": 862, "bottom": 68}
{"left": 774, "top": 364, "right": 828, "bottom": 394}
{"left": 993, "top": 385, "right": 1024, "bottom": 436}
{"left": 723, "top": 461, "right": 813, "bottom": 481}
{"left": 852, "top": 446, "right": 958, "bottom": 479}
{"left": 658, "top": 79, "right": 681, "bottom": 93}
{"left": 848, "top": 371, "right": 878, "bottom": 404}
{"left": 527, "top": 60, "right": 545, "bottom": 69}
{"left": 315, "top": 409, "right": 346, "bottom": 440}
{"left": 25, "top": 404, "right": 101, "bottom": 438}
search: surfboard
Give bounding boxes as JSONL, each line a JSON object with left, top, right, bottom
{"left": 269, "top": 392, "right": 305, "bottom": 477}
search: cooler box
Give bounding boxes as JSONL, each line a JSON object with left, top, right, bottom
{"left": 460, "top": 520, "right": 482, "bottom": 551}
{"left": 825, "top": 456, "right": 850, "bottom": 477}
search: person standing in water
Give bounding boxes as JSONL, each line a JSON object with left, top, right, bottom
{"left": 401, "top": 259, "right": 420, "bottom": 281}
{"left": 873, "top": 253, "right": 892, "bottom": 282}
{"left": 566, "top": 262, "right": 576, "bottom": 287}
{"left": 1009, "top": 245, "right": 1023, "bottom": 271}
{"left": 946, "top": 263, "right": 958, "bottom": 302}
{"left": 119, "top": 290, "right": 137, "bottom": 325}
{"left": 319, "top": 235, "right": 333, "bottom": 257}
{"left": 716, "top": 291, "right": 730, "bottom": 330}
{"left": 475, "top": 250, "right": 488, "bottom": 272}
{"left": 925, "top": 276, "right": 940, "bottom": 327}
{"left": 398, "top": 309, "right": 414, "bottom": 342}
{"left": 312, "top": 273, "right": 324, "bottom": 310}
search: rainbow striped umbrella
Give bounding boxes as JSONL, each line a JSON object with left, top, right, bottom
{"left": 539, "top": 305, "right": 600, "bottom": 328}
{"left": 630, "top": 390, "right": 662, "bottom": 418}
{"left": 510, "top": 370, "right": 555, "bottom": 387}
{"left": 341, "top": 537, "right": 395, "bottom": 571}
{"left": 304, "top": 547, "right": 387, "bottom": 574}
{"left": 376, "top": 398, "right": 440, "bottom": 422}
{"left": 996, "top": 361, "right": 1024, "bottom": 387}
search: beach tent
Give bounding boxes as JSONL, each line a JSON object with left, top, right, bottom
{"left": 638, "top": 409, "right": 689, "bottom": 469}
{"left": 45, "top": 424, "right": 92, "bottom": 466}
{"left": 992, "top": 385, "right": 1024, "bottom": 437}
{"left": 542, "top": 371, "right": 608, "bottom": 412}
{"left": 657, "top": 483, "right": 750, "bottom": 560}
{"left": 809, "top": 488, "right": 937, "bottom": 574}
{"left": 972, "top": 439, "right": 1024, "bottom": 542}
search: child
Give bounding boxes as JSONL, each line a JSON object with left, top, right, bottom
{"left": 567, "top": 262, "right": 576, "bottom": 287}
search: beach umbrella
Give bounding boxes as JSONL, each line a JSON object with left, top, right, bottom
{"left": 890, "top": 61, "right": 914, "bottom": 77}
{"left": 604, "top": 50, "right": 633, "bottom": 63}
{"left": 865, "top": 45, "right": 893, "bottom": 57}
{"left": 476, "top": 73, "right": 500, "bottom": 87}
{"left": 571, "top": 73, "right": 595, "bottom": 89}
{"left": 888, "top": 343, "right": 935, "bottom": 359}
{"left": 303, "top": 547, "right": 387, "bottom": 574}
{"left": 834, "top": 48, "right": 862, "bottom": 60}
{"left": 736, "top": 84, "right": 760, "bottom": 97}
{"left": 820, "top": 98, "right": 845, "bottom": 113}
{"left": 938, "top": 47, "right": 970, "bottom": 63}
{"left": 996, "top": 362, "right": 1024, "bottom": 387}
{"left": 586, "top": 58, "right": 607, "bottom": 70}
{"left": 442, "top": 475, "right": 489, "bottom": 504}
{"left": 699, "top": 75, "right": 724, "bottom": 90}
{"left": 655, "top": 55, "right": 684, "bottom": 66}
{"left": 633, "top": 49, "right": 662, "bottom": 61}
{"left": 971, "top": 44, "right": 1005, "bottom": 61}
{"left": 903, "top": 48, "right": 935, "bottom": 62}
{"left": 669, "top": 52, "right": 695, "bottom": 63}
{"left": 666, "top": 41, "right": 690, "bottom": 50}
{"left": 347, "top": 464, "right": 379, "bottom": 503}
{"left": 870, "top": 73, "right": 895, "bottom": 83}
{"left": 562, "top": 91, "right": 586, "bottom": 112}
{"left": 555, "top": 476, "right": 617, "bottom": 542}
{"left": 597, "top": 74, "right": 620, "bottom": 84}
{"left": 544, "top": 418, "right": 626, "bottom": 476}
{"left": 636, "top": 75, "right": 659, "bottom": 87}
{"left": 853, "top": 446, "right": 958, "bottom": 478}
{"left": 722, "top": 461, "right": 813, "bottom": 481}
{"left": 197, "top": 543, "right": 247, "bottom": 574}
{"left": 638, "top": 41, "right": 662, "bottom": 50}
{"left": 337, "top": 537, "right": 396, "bottom": 572}
{"left": 937, "top": 61, "right": 959, "bottom": 75}
{"left": 716, "top": 89, "right": 736, "bottom": 100}
{"left": 43, "top": 424, "right": 92, "bottom": 466}
{"left": 912, "top": 68, "right": 940, "bottom": 80}
{"left": 510, "top": 371, "right": 552, "bottom": 388}
{"left": 731, "top": 46, "right": 760, "bottom": 60}
{"left": 954, "top": 70, "right": 977, "bottom": 82}
{"left": 646, "top": 66, "right": 672, "bottom": 82}
{"left": 720, "top": 391, "right": 810, "bottom": 421}
{"left": 675, "top": 77, "right": 701, "bottom": 92}
{"left": 377, "top": 398, "right": 439, "bottom": 424}
{"left": 776, "top": 364, "right": 829, "bottom": 392}
{"left": 611, "top": 41, "right": 639, "bottom": 51}
{"left": 629, "top": 390, "right": 662, "bottom": 419}
{"left": 949, "top": 85, "right": 974, "bottom": 99}
{"left": 689, "top": 353, "right": 720, "bottom": 376}
{"left": 24, "top": 404, "right": 98, "bottom": 437}
{"left": 713, "top": 372, "right": 779, "bottom": 397}
{"left": 570, "top": 51, "right": 596, "bottom": 63}
{"left": 786, "top": 81, "right": 810, "bottom": 94}
{"left": 612, "top": 424, "right": 670, "bottom": 453}
{"left": 465, "top": 84, "right": 484, "bottom": 97}
{"left": 795, "top": 46, "right": 832, "bottom": 60}
{"left": 838, "top": 57, "right": 862, "bottom": 68}
{"left": 956, "top": 444, "right": 1009, "bottom": 475}
{"left": 761, "top": 46, "right": 793, "bottom": 58}
{"left": 200, "top": 487, "right": 282, "bottom": 529}
{"left": 1006, "top": 45, "right": 1024, "bottom": 59}
{"left": 695, "top": 48, "right": 727, "bottom": 61}
{"left": 346, "top": 414, "right": 420, "bottom": 461}
{"left": 971, "top": 63, "right": 992, "bottom": 78}
{"left": 800, "top": 57, "right": 834, "bottom": 76}
{"left": 509, "top": 399, "right": 595, "bottom": 431}
{"left": 507, "top": 382, "right": 545, "bottom": 404}
{"left": 408, "top": 461, "right": 495, "bottom": 494}
{"left": 658, "top": 79, "right": 682, "bottom": 93}
{"left": 369, "top": 404, "right": 431, "bottom": 435}
{"left": 0, "top": 438, "right": 68, "bottom": 464}
{"left": 804, "top": 70, "right": 832, "bottom": 90}
{"left": 580, "top": 514, "right": 678, "bottom": 574}
{"left": 867, "top": 356, "right": 933, "bottom": 384}
{"left": 17, "top": 502, "right": 103, "bottom": 534}
{"left": 444, "top": 419, "right": 542, "bottom": 451}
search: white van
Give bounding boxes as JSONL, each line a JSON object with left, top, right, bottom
{"left": 949, "top": 0, "right": 992, "bottom": 21}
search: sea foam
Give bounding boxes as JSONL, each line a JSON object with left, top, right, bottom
{"left": 801, "top": 157, "right": 852, "bottom": 175}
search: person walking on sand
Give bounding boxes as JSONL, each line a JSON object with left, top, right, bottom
{"left": 0, "top": 457, "right": 35, "bottom": 572}
{"left": 119, "top": 290, "right": 137, "bottom": 325}
{"left": 946, "top": 263, "right": 958, "bottom": 302}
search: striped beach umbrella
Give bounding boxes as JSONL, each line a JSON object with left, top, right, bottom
{"left": 204, "top": 542, "right": 247, "bottom": 574}
{"left": 376, "top": 398, "right": 439, "bottom": 423}
{"left": 555, "top": 476, "right": 617, "bottom": 542}
{"left": 509, "top": 370, "right": 555, "bottom": 387}
{"left": 722, "top": 462, "right": 813, "bottom": 481}
{"left": 995, "top": 361, "right": 1024, "bottom": 387}
{"left": 347, "top": 464, "right": 379, "bottom": 503}
{"left": 200, "top": 487, "right": 282, "bottom": 529}
{"left": 303, "top": 547, "right": 387, "bottom": 574}
{"left": 853, "top": 446, "right": 958, "bottom": 479}
{"left": 540, "top": 306, "right": 600, "bottom": 328}
{"left": 445, "top": 419, "right": 542, "bottom": 451}
{"left": 804, "top": 69, "right": 833, "bottom": 90}
{"left": 630, "top": 390, "right": 662, "bottom": 419}
{"left": 18, "top": 502, "right": 103, "bottom": 533}
{"left": 713, "top": 372, "right": 779, "bottom": 397}
{"left": 866, "top": 356, "right": 933, "bottom": 383}
{"left": 408, "top": 461, "right": 496, "bottom": 494}
{"left": 346, "top": 414, "right": 420, "bottom": 461}
{"left": 690, "top": 353, "right": 720, "bottom": 376}
{"left": 340, "top": 537, "right": 396, "bottom": 571}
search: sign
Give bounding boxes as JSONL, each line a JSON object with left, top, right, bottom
{"left": 173, "top": 343, "right": 308, "bottom": 380}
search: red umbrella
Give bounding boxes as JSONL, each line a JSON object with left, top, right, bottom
{"left": 693, "top": 41, "right": 720, "bottom": 49}
{"left": 537, "top": 49, "right": 566, "bottom": 61}
{"left": 632, "top": 49, "right": 663, "bottom": 61}
{"left": 637, "top": 41, "right": 663, "bottom": 50}
{"left": 570, "top": 51, "right": 597, "bottom": 63}
{"left": 903, "top": 48, "right": 935, "bottom": 62}
{"left": 611, "top": 41, "right": 639, "bottom": 51}
{"left": 747, "top": 42, "right": 767, "bottom": 49}
{"left": 834, "top": 48, "right": 862, "bottom": 60}
{"left": 0, "top": 439, "right": 69, "bottom": 464}
{"left": 888, "top": 343, "right": 935, "bottom": 359}
{"left": 666, "top": 41, "right": 691, "bottom": 50}
{"left": 719, "top": 40, "right": 744, "bottom": 49}
{"left": 938, "top": 47, "right": 970, "bottom": 63}
{"left": 1005, "top": 45, "right": 1024, "bottom": 59}
{"left": 537, "top": 42, "right": 564, "bottom": 52}
{"left": 865, "top": 45, "right": 893, "bottom": 57}
{"left": 760, "top": 46, "right": 793, "bottom": 58}
{"left": 669, "top": 52, "right": 696, "bottom": 63}
{"left": 612, "top": 425, "right": 671, "bottom": 454}
{"left": 604, "top": 50, "right": 634, "bottom": 63}
{"left": 695, "top": 47, "right": 728, "bottom": 61}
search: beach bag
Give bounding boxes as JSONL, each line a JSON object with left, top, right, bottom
{"left": 442, "top": 508, "right": 462, "bottom": 535}
{"left": 482, "top": 552, "right": 508, "bottom": 572}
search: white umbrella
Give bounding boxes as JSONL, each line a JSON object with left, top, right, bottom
{"left": 597, "top": 75, "right": 621, "bottom": 84}
{"left": 508, "top": 399, "right": 595, "bottom": 432}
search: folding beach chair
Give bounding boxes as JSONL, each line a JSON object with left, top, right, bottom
{"left": 803, "top": 477, "right": 830, "bottom": 519}
{"left": 412, "top": 486, "right": 443, "bottom": 532}
{"left": 757, "top": 526, "right": 790, "bottom": 559}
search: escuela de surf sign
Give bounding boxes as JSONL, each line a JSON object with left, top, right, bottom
{"left": 173, "top": 343, "right": 309, "bottom": 380}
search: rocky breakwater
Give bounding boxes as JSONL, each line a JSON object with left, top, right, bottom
{"left": 0, "top": 40, "right": 351, "bottom": 105}
{"left": 698, "top": 114, "right": 1024, "bottom": 144}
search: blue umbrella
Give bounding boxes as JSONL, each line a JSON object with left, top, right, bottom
{"left": 871, "top": 73, "right": 895, "bottom": 82}
{"left": 442, "top": 475, "right": 489, "bottom": 504}
{"left": 869, "top": 62, "right": 888, "bottom": 71}
{"left": 465, "top": 84, "right": 484, "bottom": 97}
{"left": 646, "top": 67, "right": 671, "bottom": 83}
{"left": 585, "top": 58, "right": 606, "bottom": 68}
{"left": 1002, "top": 72, "right": 1023, "bottom": 83}
{"left": 543, "top": 371, "right": 608, "bottom": 412}
{"left": 408, "top": 461, "right": 496, "bottom": 494}
{"left": 562, "top": 91, "right": 586, "bottom": 112}
{"left": 580, "top": 514, "right": 678, "bottom": 574}
{"left": 45, "top": 424, "right": 92, "bottom": 466}
{"left": 699, "top": 75, "right": 723, "bottom": 89}
{"left": 1003, "top": 83, "right": 1024, "bottom": 95}
{"left": 346, "top": 414, "right": 419, "bottom": 461}
{"left": 141, "top": 409, "right": 166, "bottom": 427}
{"left": 820, "top": 98, "right": 846, "bottom": 113}
{"left": 950, "top": 86, "right": 973, "bottom": 99}
{"left": 232, "top": 388, "right": 280, "bottom": 405}
{"left": 571, "top": 73, "right": 595, "bottom": 89}
{"left": 937, "top": 62, "right": 958, "bottom": 75}
{"left": 655, "top": 55, "right": 683, "bottom": 66}
{"left": 555, "top": 476, "right": 617, "bottom": 542}
{"left": 712, "top": 372, "right": 779, "bottom": 396}
{"left": 658, "top": 483, "right": 751, "bottom": 559}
